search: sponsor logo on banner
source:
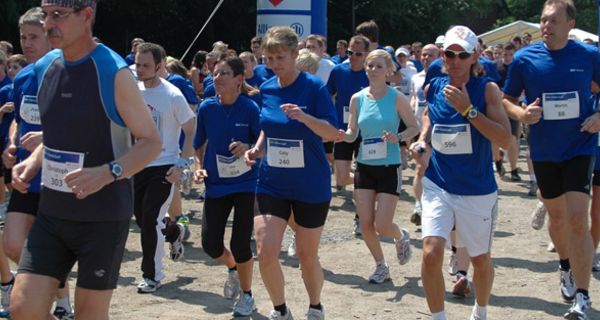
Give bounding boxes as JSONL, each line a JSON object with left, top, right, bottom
{"left": 258, "top": 0, "right": 310, "bottom": 10}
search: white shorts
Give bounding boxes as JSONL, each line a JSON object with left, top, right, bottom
{"left": 421, "top": 177, "right": 498, "bottom": 257}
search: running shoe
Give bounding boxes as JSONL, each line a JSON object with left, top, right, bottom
{"left": 509, "top": 168, "right": 521, "bottom": 182}
{"left": 448, "top": 251, "right": 458, "bottom": 276}
{"left": 452, "top": 274, "right": 471, "bottom": 297}
{"left": 52, "top": 306, "right": 74, "bottom": 320}
{"left": 287, "top": 235, "right": 297, "bottom": 259}
{"left": 563, "top": 292, "right": 591, "bottom": 320}
{"left": 469, "top": 313, "right": 486, "bottom": 320}
{"left": 395, "top": 229, "right": 412, "bottom": 265}
{"left": 531, "top": 202, "right": 547, "bottom": 230}
{"left": 548, "top": 241, "right": 556, "bottom": 253}
{"left": 270, "top": 308, "right": 294, "bottom": 320}
{"left": 353, "top": 218, "right": 362, "bottom": 236}
{"left": 169, "top": 222, "right": 185, "bottom": 261}
{"left": 137, "top": 277, "right": 161, "bottom": 293}
{"left": 224, "top": 270, "right": 240, "bottom": 300}
{"left": 0, "top": 281, "right": 12, "bottom": 318}
{"left": 368, "top": 263, "right": 391, "bottom": 284}
{"left": 306, "top": 307, "right": 325, "bottom": 320}
{"left": 233, "top": 293, "right": 256, "bottom": 317}
{"left": 411, "top": 206, "right": 422, "bottom": 226}
{"left": 560, "top": 269, "right": 577, "bottom": 302}
{"left": 176, "top": 214, "right": 191, "bottom": 241}
{"left": 0, "top": 204, "right": 6, "bottom": 221}
{"left": 592, "top": 253, "right": 600, "bottom": 272}
{"left": 528, "top": 181, "right": 538, "bottom": 197}
{"left": 494, "top": 160, "right": 505, "bottom": 177}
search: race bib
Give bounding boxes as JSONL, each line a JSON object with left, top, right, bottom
{"left": 361, "top": 137, "right": 387, "bottom": 160}
{"left": 267, "top": 138, "right": 304, "bottom": 168}
{"left": 41, "top": 146, "right": 85, "bottom": 193}
{"left": 432, "top": 124, "right": 473, "bottom": 155}
{"left": 216, "top": 154, "right": 251, "bottom": 178}
{"left": 343, "top": 105, "right": 350, "bottom": 124}
{"left": 20, "top": 95, "right": 41, "bottom": 125}
{"left": 542, "top": 91, "right": 579, "bottom": 120}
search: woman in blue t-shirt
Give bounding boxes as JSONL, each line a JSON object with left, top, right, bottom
{"left": 193, "top": 56, "right": 261, "bottom": 317}
{"left": 338, "top": 49, "right": 419, "bottom": 284}
{"left": 244, "top": 26, "right": 338, "bottom": 320}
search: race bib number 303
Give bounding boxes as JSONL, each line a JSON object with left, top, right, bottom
{"left": 41, "top": 147, "right": 85, "bottom": 193}
{"left": 267, "top": 138, "right": 305, "bottom": 168}
{"left": 432, "top": 124, "right": 473, "bottom": 155}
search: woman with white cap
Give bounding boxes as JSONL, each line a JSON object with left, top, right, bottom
{"left": 412, "top": 25, "right": 511, "bottom": 320}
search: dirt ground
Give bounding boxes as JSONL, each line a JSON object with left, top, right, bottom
{"left": 90, "top": 148, "right": 599, "bottom": 319}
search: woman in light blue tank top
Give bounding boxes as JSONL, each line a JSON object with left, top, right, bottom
{"left": 337, "top": 49, "right": 419, "bottom": 283}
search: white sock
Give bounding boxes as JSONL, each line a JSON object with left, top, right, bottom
{"left": 376, "top": 259, "right": 387, "bottom": 267}
{"left": 431, "top": 311, "right": 446, "bottom": 320}
{"left": 56, "top": 296, "right": 72, "bottom": 312}
{"left": 415, "top": 201, "right": 422, "bottom": 210}
{"left": 472, "top": 302, "right": 487, "bottom": 319}
{"left": 529, "top": 174, "right": 536, "bottom": 182}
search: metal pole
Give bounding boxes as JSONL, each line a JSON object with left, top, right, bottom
{"left": 180, "top": 0, "right": 226, "bottom": 61}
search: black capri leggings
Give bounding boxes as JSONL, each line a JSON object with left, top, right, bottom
{"left": 201, "top": 192, "right": 254, "bottom": 263}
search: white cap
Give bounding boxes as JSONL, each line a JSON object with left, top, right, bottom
{"left": 395, "top": 47, "right": 410, "bottom": 57}
{"left": 435, "top": 35, "right": 445, "bottom": 46}
{"left": 443, "top": 26, "right": 478, "bottom": 53}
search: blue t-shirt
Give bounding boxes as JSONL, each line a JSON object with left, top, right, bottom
{"left": 425, "top": 76, "right": 497, "bottom": 195}
{"left": 503, "top": 40, "right": 600, "bottom": 162}
{"left": 592, "top": 94, "right": 600, "bottom": 171}
{"left": 410, "top": 58, "right": 424, "bottom": 72}
{"left": 0, "top": 76, "right": 11, "bottom": 89}
{"left": 258, "top": 72, "right": 337, "bottom": 203}
{"left": 480, "top": 57, "right": 500, "bottom": 83}
{"left": 331, "top": 54, "right": 348, "bottom": 65}
{"left": 12, "top": 64, "right": 42, "bottom": 193}
{"left": 355, "top": 87, "right": 401, "bottom": 166}
{"left": 166, "top": 74, "right": 199, "bottom": 105}
{"left": 124, "top": 52, "right": 135, "bottom": 66}
{"left": 254, "top": 64, "right": 275, "bottom": 80}
{"left": 194, "top": 95, "right": 261, "bottom": 198}
{"left": 0, "top": 84, "right": 15, "bottom": 139}
{"left": 246, "top": 73, "right": 267, "bottom": 89}
{"left": 326, "top": 63, "right": 369, "bottom": 130}
{"left": 424, "top": 58, "right": 445, "bottom": 88}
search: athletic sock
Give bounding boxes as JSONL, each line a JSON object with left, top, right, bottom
{"left": 274, "top": 303, "right": 287, "bottom": 315}
{"left": 576, "top": 288, "right": 589, "bottom": 298}
{"left": 228, "top": 266, "right": 237, "bottom": 272}
{"left": 457, "top": 270, "right": 468, "bottom": 278}
{"left": 559, "top": 259, "right": 571, "bottom": 271}
{"left": 432, "top": 311, "right": 447, "bottom": 320}
{"left": 1, "top": 276, "right": 14, "bottom": 287}
{"left": 243, "top": 290, "right": 252, "bottom": 297}
{"left": 472, "top": 302, "right": 487, "bottom": 319}
{"left": 309, "top": 303, "right": 322, "bottom": 311}
{"left": 451, "top": 246, "right": 457, "bottom": 253}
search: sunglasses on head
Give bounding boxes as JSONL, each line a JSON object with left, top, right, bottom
{"left": 346, "top": 49, "right": 365, "bottom": 57}
{"left": 444, "top": 50, "right": 472, "bottom": 59}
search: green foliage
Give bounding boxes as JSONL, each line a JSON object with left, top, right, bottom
{"left": 501, "top": 0, "right": 598, "bottom": 32}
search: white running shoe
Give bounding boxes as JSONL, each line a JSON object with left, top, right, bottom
{"left": 368, "top": 263, "right": 391, "bottom": 284}
{"left": 395, "top": 229, "right": 412, "bottom": 265}
{"left": 563, "top": 292, "right": 591, "bottom": 320}
{"left": 288, "top": 235, "right": 297, "bottom": 259}
{"left": 593, "top": 253, "right": 600, "bottom": 272}
{"left": 169, "top": 222, "right": 185, "bottom": 261}
{"left": 137, "top": 277, "right": 161, "bottom": 293}
{"left": 0, "top": 279, "right": 13, "bottom": 317}
{"left": 531, "top": 201, "right": 547, "bottom": 230}
{"left": 448, "top": 250, "right": 458, "bottom": 276}
{"left": 270, "top": 308, "right": 294, "bottom": 320}
{"left": 353, "top": 218, "right": 362, "bottom": 236}
{"left": 224, "top": 270, "right": 241, "bottom": 300}
{"left": 560, "top": 269, "right": 577, "bottom": 302}
{"left": 233, "top": 293, "right": 256, "bottom": 317}
{"left": 306, "top": 306, "right": 325, "bottom": 320}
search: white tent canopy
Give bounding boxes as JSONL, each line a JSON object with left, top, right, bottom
{"left": 478, "top": 20, "right": 598, "bottom": 46}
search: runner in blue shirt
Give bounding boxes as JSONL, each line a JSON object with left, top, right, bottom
{"left": 194, "top": 56, "right": 260, "bottom": 317}
{"left": 502, "top": 2, "right": 600, "bottom": 318}
{"left": 414, "top": 26, "right": 511, "bottom": 320}
{"left": 244, "top": 26, "right": 338, "bottom": 320}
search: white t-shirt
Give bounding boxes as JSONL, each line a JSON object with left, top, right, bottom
{"left": 316, "top": 58, "right": 335, "bottom": 84}
{"left": 411, "top": 70, "right": 427, "bottom": 126}
{"left": 138, "top": 78, "right": 195, "bottom": 167}
{"left": 397, "top": 64, "right": 417, "bottom": 96}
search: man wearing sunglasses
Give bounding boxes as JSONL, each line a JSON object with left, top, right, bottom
{"left": 9, "top": 0, "right": 161, "bottom": 319}
{"left": 502, "top": 1, "right": 600, "bottom": 319}
{"left": 415, "top": 25, "right": 511, "bottom": 320}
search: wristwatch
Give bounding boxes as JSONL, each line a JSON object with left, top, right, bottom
{"left": 467, "top": 108, "right": 479, "bottom": 120}
{"left": 109, "top": 162, "right": 123, "bottom": 181}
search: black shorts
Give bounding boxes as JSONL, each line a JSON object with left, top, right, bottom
{"left": 333, "top": 140, "right": 358, "bottom": 161}
{"left": 323, "top": 141, "right": 334, "bottom": 154}
{"left": 533, "top": 155, "right": 594, "bottom": 199}
{"left": 509, "top": 119, "right": 521, "bottom": 137}
{"left": 256, "top": 193, "right": 330, "bottom": 229}
{"left": 593, "top": 170, "right": 600, "bottom": 187}
{"left": 19, "top": 214, "right": 130, "bottom": 290}
{"left": 7, "top": 191, "right": 40, "bottom": 216}
{"left": 354, "top": 163, "right": 402, "bottom": 196}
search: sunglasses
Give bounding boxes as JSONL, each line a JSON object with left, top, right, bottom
{"left": 346, "top": 50, "right": 365, "bottom": 57}
{"left": 444, "top": 50, "right": 472, "bottom": 60}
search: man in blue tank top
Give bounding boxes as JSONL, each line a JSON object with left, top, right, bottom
{"left": 9, "top": 1, "right": 161, "bottom": 318}
{"left": 502, "top": 1, "right": 600, "bottom": 319}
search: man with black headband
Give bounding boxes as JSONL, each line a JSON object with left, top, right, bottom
{"left": 9, "top": 1, "right": 161, "bottom": 318}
